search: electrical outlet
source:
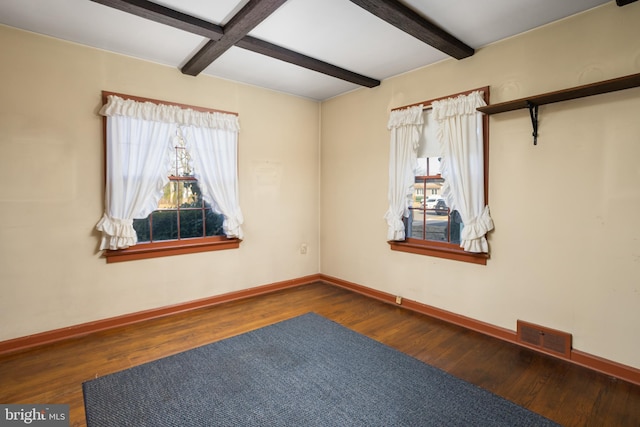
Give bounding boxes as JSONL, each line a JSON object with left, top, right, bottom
{"left": 300, "top": 243, "right": 308, "bottom": 254}
{"left": 395, "top": 296, "right": 402, "bottom": 305}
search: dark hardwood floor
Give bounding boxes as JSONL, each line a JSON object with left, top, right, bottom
{"left": 1, "top": 282, "right": 638, "bottom": 426}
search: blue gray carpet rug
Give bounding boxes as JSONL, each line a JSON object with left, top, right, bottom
{"left": 83, "top": 312, "right": 560, "bottom": 426}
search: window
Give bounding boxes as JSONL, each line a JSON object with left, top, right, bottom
{"left": 386, "top": 88, "right": 493, "bottom": 265}
{"left": 132, "top": 136, "right": 225, "bottom": 243}
{"left": 96, "top": 92, "right": 242, "bottom": 263}
{"left": 406, "top": 169, "right": 462, "bottom": 245}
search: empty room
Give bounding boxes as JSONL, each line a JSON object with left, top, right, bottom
{"left": 1, "top": 1, "right": 639, "bottom": 426}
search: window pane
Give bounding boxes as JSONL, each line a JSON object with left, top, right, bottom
{"left": 205, "top": 208, "right": 224, "bottom": 236}
{"left": 158, "top": 181, "right": 178, "bottom": 209}
{"left": 179, "top": 209, "right": 204, "bottom": 239}
{"left": 179, "top": 181, "right": 202, "bottom": 208}
{"left": 406, "top": 208, "right": 462, "bottom": 244}
{"left": 412, "top": 176, "right": 444, "bottom": 208}
{"left": 133, "top": 218, "right": 150, "bottom": 243}
{"left": 415, "top": 157, "right": 442, "bottom": 177}
{"left": 406, "top": 210, "right": 424, "bottom": 239}
{"left": 409, "top": 171, "right": 463, "bottom": 245}
{"left": 152, "top": 211, "right": 178, "bottom": 241}
{"left": 425, "top": 209, "right": 449, "bottom": 241}
{"left": 406, "top": 209, "right": 450, "bottom": 241}
{"left": 449, "top": 210, "right": 463, "bottom": 245}
{"left": 132, "top": 180, "right": 225, "bottom": 242}
{"left": 170, "top": 143, "right": 193, "bottom": 178}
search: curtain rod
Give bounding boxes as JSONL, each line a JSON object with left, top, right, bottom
{"left": 101, "top": 90, "right": 239, "bottom": 116}
{"left": 391, "top": 86, "right": 490, "bottom": 112}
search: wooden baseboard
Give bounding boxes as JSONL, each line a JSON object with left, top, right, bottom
{"left": 2, "top": 272, "right": 638, "bottom": 386}
{"left": 319, "top": 274, "right": 516, "bottom": 342}
{"left": 570, "top": 350, "right": 640, "bottom": 385}
{"left": 319, "top": 274, "right": 640, "bottom": 386}
{"left": 0, "top": 274, "right": 322, "bottom": 356}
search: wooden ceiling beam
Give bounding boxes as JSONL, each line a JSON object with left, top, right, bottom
{"left": 181, "top": 0, "right": 288, "bottom": 76}
{"left": 91, "top": 0, "right": 380, "bottom": 88}
{"left": 348, "top": 0, "right": 474, "bottom": 60}
{"left": 236, "top": 36, "right": 380, "bottom": 88}
{"left": 89, "top": 0, "right": 224, "bottom": 40}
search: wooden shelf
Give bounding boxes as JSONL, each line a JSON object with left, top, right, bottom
{"left": 477, "top": 72, "right": 640, "bottom": 115}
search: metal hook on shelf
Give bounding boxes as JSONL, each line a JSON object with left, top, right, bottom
{"left": 527, "top": 101, "right": 538, "bottom": 145}
{"left": 526, "top": 101, "right": 539, "bottom": 145}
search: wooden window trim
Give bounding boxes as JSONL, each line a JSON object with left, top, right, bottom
{"left": 100, "top": 91, "right": 241, "bottom": 263}
{"left": 389, "top": 239, "right": 488, "bottom": 265}
{"left": 104, "top": 236, "right": 241, "bottom": 263}
{"left": 389, "top": 87, "right": 490, "bottom": 265}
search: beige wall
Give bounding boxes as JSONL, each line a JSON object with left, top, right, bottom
{"left": 321, "top": 2, "right": 640, "bottom": 369}
{"left": 1, "top": 2, "right": 639, "bottom": 371}
{"left": 0, "top": 26, "right": 320, "bottom": 341}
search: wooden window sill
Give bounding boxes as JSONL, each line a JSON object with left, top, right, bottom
{"left": 103, "top": 237, "right": 241, "bottom": 263}
{"left": 389, "top": 239, "right": 488, "bottom": 265}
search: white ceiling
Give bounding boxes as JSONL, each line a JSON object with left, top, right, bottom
{"left": 0, "top": 0, "right": 611, "bottom": 101}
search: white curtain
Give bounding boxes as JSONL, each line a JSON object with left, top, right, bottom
{"left": 384, "top": 105, "right": 423, "bottom": 241}
{"left": 183, "top": 125, "right": 244, "bottom": 239}
{"left": 96, "top": 113, "right": 174, "bottom": 250}
{"left": 432, "top": 91, "right": 494, "bottom": 252}
{"left": 96, "top": 95, "right": 242, "bottom": 249}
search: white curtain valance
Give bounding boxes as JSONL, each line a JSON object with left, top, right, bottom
{"left": 387, "top": 104, "right": 424, "bottom": 129}
{"left": 431, "top": 91, "right": 486, "bottom": 120}
{"left": 100, "top": 95, "right": 240, "bottom": 131}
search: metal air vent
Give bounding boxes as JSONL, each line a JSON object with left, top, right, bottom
{"left": 517, "top": 320, "right": 572, "bottom": 359}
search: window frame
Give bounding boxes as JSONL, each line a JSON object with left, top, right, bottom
{"left": 407, "top": 175, "right": 458, "bottom": 243}
{"left": 100, "top": 91, "right": 241, "bottom": 263}
{"left": 388, "top": 87, "right": 490, "bottom": 265}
